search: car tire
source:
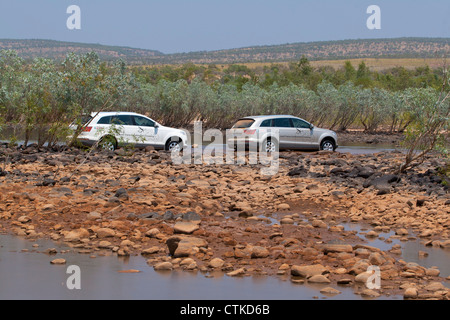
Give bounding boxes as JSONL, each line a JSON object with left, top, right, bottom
{"left": 320, "top": 139, "right": 335, "bottom": 151}
{"left": 261, "top": 138, "right": 278, "bottom": 153}
{"left": 98, "top": 136, "right": 117, "bottom": 151}
{"left": 165, "top": 138, "right": 182, "bottom": 152}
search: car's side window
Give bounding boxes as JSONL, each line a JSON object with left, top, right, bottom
{"left": 272, "top": 118, "right": 293, "bottom": 128}
{"left": 260, "top": 119, "right": 273, "bottom": 127}
{"left": 111, "top": 115, "right": 134, "bottom": 126}
{"left": 291, "top": 118, "right": 310, "bottom": 129}
{"left": 97, "top": 116, "right": 111, "bottom": 124}
{"left": 133, "top": 116, "right": 155, "bottom": 127}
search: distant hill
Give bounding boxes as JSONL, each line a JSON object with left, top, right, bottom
{"left": 0, "top": 37, "right": 449, "bottom": 65}
{"left": 0, "top": 39, "right": 163, "bottom": 62}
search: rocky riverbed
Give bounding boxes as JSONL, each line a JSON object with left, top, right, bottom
{"left": 0, "top": 143, "right": 449, "bottom": 300}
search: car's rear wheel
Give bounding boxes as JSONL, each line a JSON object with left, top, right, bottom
{"left": 262, "top": 138, "right": 278, "bottom": 153}
{"left": 320, "top": 139, "right": 335, "bottom": 151}
{"left": 98, "top": 136, "right": 117, "bottom": 151}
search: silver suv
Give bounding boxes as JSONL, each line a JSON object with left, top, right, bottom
{"left": 227, "top": 115, "right": 338, "bottom": 152}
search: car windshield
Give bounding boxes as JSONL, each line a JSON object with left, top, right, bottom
{"left": 232, "top": 119, "right": 255, "bottom": 128}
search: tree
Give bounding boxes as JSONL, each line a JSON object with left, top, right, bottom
{"left": 344, "top": 61, "right": 356, "bottom": 82}
{"left": 398, "top": 73, "right": 449, "bottom": 173}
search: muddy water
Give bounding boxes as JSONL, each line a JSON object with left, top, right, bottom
{"left": 255, "top": 214, "right": 450, "bottom": 278}
{"left": 339, "top": 222, "right": 450, "bottom": 277}
{"left": 0, "top": 234, "right": 402, "bottom": 300}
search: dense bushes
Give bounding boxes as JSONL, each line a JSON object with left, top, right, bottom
{"left": 0, "top": 50, "right": 448, "bottom": 148}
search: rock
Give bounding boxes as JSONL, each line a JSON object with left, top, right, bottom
{"left": 96, "top": 228, "right": 116, "bottom": 238}
{"left": 17, "top": 216, "right": 31, "bottom": 223}
{"left": 361, "top": 289, "right": 380, "bottom": 298}
{"left": 425, "top": 268, "right": 440, "bottom": 277}
{"left": 337, "top": 278, "right": 353, "bottom": 285}
{"left": 419, "top": 229, "right": 433, "bottom": 237}
{"left": 418, "top": 251, "right": 429, "bottom": 257}
{"left": 287, "top": 166, "right": 308, "bottom": 177}
{"left": 291, "top": 279, "right": 305, "bottom": 284}
{"left": 50, "top": 258, "right": 66, "bottom": 265}
{"left": 365, "top": 230, "right": 379, "bottom": 238}
{"left": 87, "top": 211, "right": 102, "bottom": 220}
{"left": 98, "top": 241, "right": 112, "bottom": 248}
{"left": 42, "top": 178, "right": 56, "bottom": 186}
{"left": 320, "top": 287, "right": 341, "bottom": 295}
{"left": 106, "top": 196, "right": 121, "bottom": 206}
{"left": 369, "top": 252, "right": 386, "bottom": 266}
{"left": 118, "top": 269, "right": 141, "bottom": 273}
{"left": 182, "top": 211, "right": 202, "bottom": 222}
{"left": 308, "top": 275, "right": 331, "bottom": 283}
{"left": 311, "top": 219, "right": 327, "bottom": 228}
{"left": 251, "top": 246, "right": 270, "bottom": 259}
{"left": 141, "top": 246, "right": 161, "bottom": 255}
{"left": 153, "top": 262, "right": 173, "bottom": 271}
{"left": 173, "top": 221, "right": 200, "bottom": 234}
{"left": 395, "top": 228, "right": 409, "bottom": 236}
{"left": 145, "top": 228, "right": 161, "bottom": 238}
{"left": 44, "top": 248, "right": 57, "bottom": 255}
{"left": 291, "top": 264, "right": 327, "bottom": 278}
{"left": 277, "top": 203, "right": 290, "bottom": 210}
{"left": 280, "top": 218, "right": 294, "bottom": 225}
{"left": 114, "top": 188, "right": 129, "bottom": 200}
{"left": 180, "top": 258, "right": 195, "bottom": 266}
{"left": 208, "top": 258, "right": 224, "bottom": 269}
{"left": 234, "top": 245, "right": 253, "bottom": 259}
{"left": 227, "top": 267, "right": 246, "bottom": 277}
{"left": 321, "top": 244, "right": 353, "bottom": 253}
{"left": 363, "top": 174, "right": 400, "bottom": 190}
{"left": 440, "top": 240, "right": 450, "bottom": 248}
{"left": 416, "top": 198, "right": 427, "bottom": 207}
{"left": 404, "top": 287, "right": 418, "bottom": 299}
{"left": 166, "top": 235, "right": 208, "bottom": 258}
{"left": 355, "top": 271, "right": 372, "bottom": 284}
{"left": 424, "top": 282, "right": 445, "bottom": 292}
{"left": 64, "top": 228, "right": 89, "bottom": 242}
{"left": 162, "top": 210, "right": 181, "bottom": 221}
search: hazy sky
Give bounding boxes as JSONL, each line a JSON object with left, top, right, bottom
{"left": 0, "top": 0, "right": 449, "bottom": 53}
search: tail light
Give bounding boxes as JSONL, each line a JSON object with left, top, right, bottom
{"left": 83, "top": 126, "right": 92, "bottom": 132}
{"left": 244, "top": 129, "right": 256, "bottom": 135}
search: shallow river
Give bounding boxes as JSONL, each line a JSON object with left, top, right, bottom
{"left": 1, "top": 218, "right": 449, "bottom": 300}
{"left": 0, "top": 234, "right": 388, "bottom": 300}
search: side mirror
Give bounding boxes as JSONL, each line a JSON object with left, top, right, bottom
{"left": 154, "top": 123, "right": 159, "bottom": 128}
{"left": 309, "top": 124, "right": 314, "bottom": 130}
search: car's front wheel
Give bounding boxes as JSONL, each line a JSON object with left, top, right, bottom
{"left": 165, "top": 138, "right": 182, "bottom": 152}
{"left": 320, "top": 139, "right": 336, "bottom": 151}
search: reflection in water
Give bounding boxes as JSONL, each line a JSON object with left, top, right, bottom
{"left": 0, "top": 234, "right": 401, "bottom": 300}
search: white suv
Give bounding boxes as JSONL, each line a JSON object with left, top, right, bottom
{"left": 70, "top": 112, "right": 188, "bottom": 151}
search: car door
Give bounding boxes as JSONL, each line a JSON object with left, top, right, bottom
{"left": 132, "top": 115, "right": 157, "bottom": 145}
{"left": 272, "top": 118, "right": 297, "bottom": 148}
{"left": 110, "top": 114, "right": 135, "bottom": 144}
{"left": 291, "top": 118, "right": 313, "bottom": 148}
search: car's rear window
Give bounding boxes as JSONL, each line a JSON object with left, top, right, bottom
{"left": 232, "top": 119, "right": 255, "bottom": 128}
{"left": 70, "top": 114, "right": 92, "bottom": 127}
{"left": 260, "top": 119, "right": 272, "bottom": 127}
